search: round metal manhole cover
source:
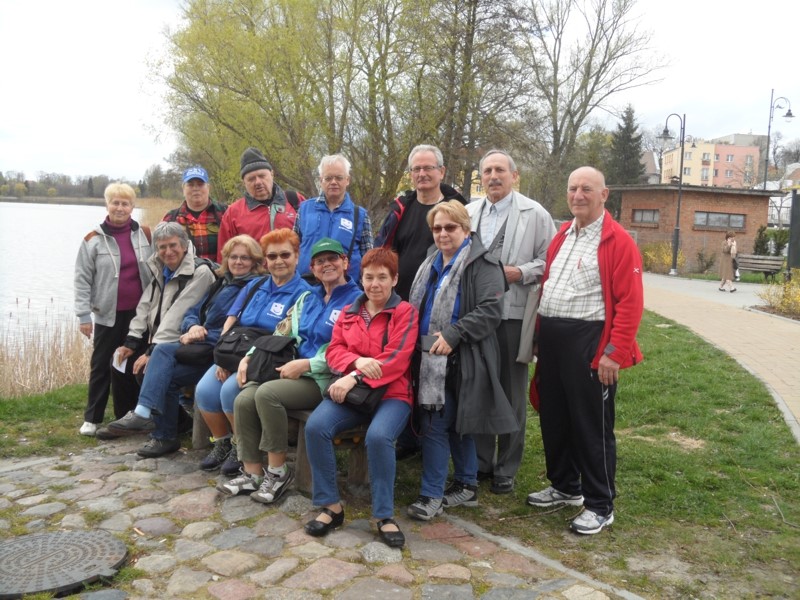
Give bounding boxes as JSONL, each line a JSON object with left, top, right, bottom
{"left": 0, "top": 530, "right": 128, "bottom": 599}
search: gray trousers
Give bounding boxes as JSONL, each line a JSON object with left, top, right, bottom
{"left": 234, "top": 377, "right": 322, "bottom": 463}
{"left": 474, "top": 319, "right": 529, "bottom": 479}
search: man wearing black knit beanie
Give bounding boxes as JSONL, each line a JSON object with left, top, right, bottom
{"left": 216, "top": 147, "right": 304, "bottom": 262}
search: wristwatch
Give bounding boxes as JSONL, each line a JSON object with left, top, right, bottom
{"left": 349, "top": 370, "right": 364, "bottom": 384}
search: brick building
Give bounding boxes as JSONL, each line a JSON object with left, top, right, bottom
{"left": 613, "top": 184, "right": 772, "bottom": 272}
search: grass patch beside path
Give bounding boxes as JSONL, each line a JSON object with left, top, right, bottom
{"left": 395, "top": 310, "right": 799, "bottom": 598}
{"left": 0, "top": 385, "right": 96, "bottom": 458}
{"left": 2, "top": 312, "right": 799, "bottom": 597}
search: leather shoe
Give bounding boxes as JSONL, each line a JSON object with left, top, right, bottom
{"left": 304, "top": 506, "right": 344, "bottom": 537}
{"left": 491, "top": 476, "right": 515, "bottom": 494}
{"left": 377, "top": 518, "right": 405, "bottom": 548}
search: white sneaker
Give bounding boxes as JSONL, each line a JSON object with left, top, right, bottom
{"left": 526, "top": 485, "right": 584, "bottom": 507}
{"left": 79, "top": 422, "right": 97, "bottom": 436}
{"left": 570, "top": 509, "right": 614, "bottom": 535}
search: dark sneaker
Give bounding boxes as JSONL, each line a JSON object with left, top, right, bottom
{"left": 220, "top": 443, "right": 242, "bottom": 476}
{"left": 490, "top": 476, "right": 515, "bottom": 495}
{"left": 526, "top": 486, "right": 584, "bottom": 507}
{"left": 442, "top": 480, "right": 478, "bottom": 507}
{"left": 570, "top": 509, "right": 614, "bottom": 535}
{"left": 251, "top": 467, "right": 294, "bottom": 504}
{"left": 176, "top": 407, "right": 194, "bottom": 436}
{"left": 107, "top": 411, "right": 155, "bottom": 435}
{"left": 95, "top": 427, "right": 124, "bottom": 441}
{"left": 216, "top": 471, "right": 262, "bottom": 496}
{"left": 137, "top": 438, "right": 180, "bottom": 458}
{"left": 407, "top": 495, "right": 443, "bottom": 521}
{"left": 200, "top": 437, "right": 232, "bottom": 471}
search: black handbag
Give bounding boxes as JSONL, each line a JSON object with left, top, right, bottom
{"left": 343, "top": 382, "right": 389, "bottom": 414}
{"left": 174, "top": 342, "right": 215, "bottom": 366}
{"left": 212, "top": 275, "right": 272, "bottom": 371}
{"left": 214, "top": 326, "right": 271, "bottom": 372}
{"left": 245, "top": 335, "right": 297, "bottom": 383}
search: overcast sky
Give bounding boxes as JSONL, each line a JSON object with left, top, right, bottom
{"left": 1, "top": 0, "right": 797, "bottom": 183}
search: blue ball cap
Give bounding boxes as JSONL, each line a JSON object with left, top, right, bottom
{"left": 182, "top": 166, "right": 209, "bottom": 184}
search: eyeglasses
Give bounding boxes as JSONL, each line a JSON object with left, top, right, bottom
{"left": 431, "top": 224, "right": 461, "bottom": 234}
{"left": 409, "top": 165, "right": 441, "bottom": 174}
{"left": 228, "top": 255, "right": 254, "bottom": 262}
{"left": 321, "top": 175, "right": 347, "bottom": 183}
{"left": 266, "top": 251, "right": 293, "bottom": 261}
{"left": 312, "top": 254, "right": 342, "bottom": 267}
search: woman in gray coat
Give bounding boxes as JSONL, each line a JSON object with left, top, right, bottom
{"left": 74, "top": 183, "right": 152, "bottom": 436}
{"left": 406, "top": 201, "right": 515, "bottom": 522}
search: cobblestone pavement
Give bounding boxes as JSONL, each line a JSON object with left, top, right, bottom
{"left": 0, "top": 438, "right": 642, "bottom": 600}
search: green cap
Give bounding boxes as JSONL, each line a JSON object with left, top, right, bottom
{"left": 310, "top": 237, "right": 345, "bottom": 259}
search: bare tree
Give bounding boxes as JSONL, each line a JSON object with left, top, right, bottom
{"left": 513, "top": 0, "right": 663, "bottom": 208}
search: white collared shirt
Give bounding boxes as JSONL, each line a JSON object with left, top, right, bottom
{"left": 538, "top": 213, "right": 605, "bottom": 321}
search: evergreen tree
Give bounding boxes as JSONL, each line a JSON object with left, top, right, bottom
{"left": 87, "top": 177, "right": 94, "bottom": 198}
{"left": 606, "top": 105, "right": 645, "bottom": 218}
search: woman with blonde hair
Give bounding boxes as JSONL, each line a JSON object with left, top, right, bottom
{"left": 74, "top": 183, "right": 153, "bottom": 436}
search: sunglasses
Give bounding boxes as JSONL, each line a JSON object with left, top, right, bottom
{"left": 266, "top": 251, "right": 293, "bottom": 261}
{"left": 228, "top": 254, "right": 254, "bottom": 262}
{"left": 431, "top": 224, "right": 461, "bottom": 234}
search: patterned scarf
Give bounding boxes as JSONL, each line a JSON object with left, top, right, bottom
{"left": 408, "top": 237, "right": 472, "bottom": 410}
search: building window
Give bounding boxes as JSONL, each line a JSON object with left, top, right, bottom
{"left": 701, "top": 168, "right": 709, "bottom": 180}
{"left": 713, "top": 169, "right": 718, "bottom": 177}
{"left": 702, "top": 152, "right": 711, "bottom": 160}
{"left": 683, "top": 167, "right": 691, "bottom": 176}
{"left": 632, "top": 209, "right": 659, "bottom": 223}
{"left": 714, "top": 153, "right": 719, "bottom": 161}
{"left": 745, "top": 155, "right": 754, "bottom": 165}
{"left": 694, "top": 211, "right": 745, "bottom": 229}
{"left": 726, "top": 154, "right": 734, "bottom": 162}
{"left": 725, "top": 169, "right": 733, "bottom": 177}
{"left": 685, "top": 151, "right": 692, "bottom": 160}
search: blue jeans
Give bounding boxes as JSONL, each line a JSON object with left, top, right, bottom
{"left": 194, "top": 363, "right": 243, "bottom": 415}
{"left": 306, "top": 398, "right": 411, "bottom": 519}
{"left": 138, "top": 342, "right": 208, "bottom": 440}
{"left": 420, "top": 390, "right": 478, "bottom": 498}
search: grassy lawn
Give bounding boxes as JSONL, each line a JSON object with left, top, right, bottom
{"left": 1, "top": 310, "right": 798, "bottom": 597}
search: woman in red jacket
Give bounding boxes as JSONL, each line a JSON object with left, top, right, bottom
{"left": 303, "top": 248, "right": 418, "bottom": 548}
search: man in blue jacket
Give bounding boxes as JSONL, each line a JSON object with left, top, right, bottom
{"left": 295, "top": 154, "right": 373, "bottom": 282}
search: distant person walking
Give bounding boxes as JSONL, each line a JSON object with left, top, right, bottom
{"left": 719, "top": 231, "right": 737, "bottom": 292}
{"left": 74, "top": 183, "right": 153, "bottom": 436}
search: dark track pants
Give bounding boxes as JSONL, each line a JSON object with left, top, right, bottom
{"left": 537, "top": 317, "right": 616, "bottom": 517}
{"left": 84, "top": 309, "right": 140, "bottom": 423}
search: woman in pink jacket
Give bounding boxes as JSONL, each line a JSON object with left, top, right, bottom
{"left": 303, "top": 248, "right": 418, "bottom": 548}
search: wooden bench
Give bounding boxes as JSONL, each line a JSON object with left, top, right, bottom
{"left": 736, "top": 254, "right": 785, "bottom": 281}
{"left": 286, "top": 409, "right": 370, "bottom": 494}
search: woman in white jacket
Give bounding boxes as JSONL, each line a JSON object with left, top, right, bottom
{"left": 74, "top": 183, "right": 153, "bottom": 436}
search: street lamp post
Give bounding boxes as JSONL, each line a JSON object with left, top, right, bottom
{"left": 659, "top": 113, "right": 686, "bottom": 276}
{"left": 764, "top": 89, "right": 794, "bottom": 188}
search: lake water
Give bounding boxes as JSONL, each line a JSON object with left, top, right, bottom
{"left": 0, "top": 202, "right": 143, "bottom": 343}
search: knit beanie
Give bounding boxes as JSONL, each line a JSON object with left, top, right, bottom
{"left": 240, "top": 147, "right": 273, "bottom": 178}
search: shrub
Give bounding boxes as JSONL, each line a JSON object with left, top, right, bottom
{"left": 769, "top": 228, "right": 790, "bottom": 256}
{"left": 642, "top": 242, "right": 685, "bottom": 274}
{"left": 695, "top": 249, "right": 716, "bottom": 274}
{"left": 753, "top": 225, "right": 769, "bottom": 255}
{"left": 757, "top": 269, "right": 800, "bottom": 318}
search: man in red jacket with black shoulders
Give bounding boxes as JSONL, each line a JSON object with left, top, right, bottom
{"left": 526, "top": 166, "right": 643, "bottom": 535}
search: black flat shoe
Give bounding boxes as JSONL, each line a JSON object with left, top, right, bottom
{"left": 377, "top": 518, "right": 405, "bottom": 548}
{"left": 491, "top": 477, "right": 515, "bottom": 494}
{"left": 304, "top": 506, "right": 344, "bottom": 537}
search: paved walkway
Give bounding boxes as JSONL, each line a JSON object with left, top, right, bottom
{"left": 0, "top": 441, "right": 642, "bottom": 600}
{"left": 642, "top": 274, "right": 800, "bottom": 443}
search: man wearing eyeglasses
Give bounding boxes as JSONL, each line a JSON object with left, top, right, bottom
{"left": 162, "top": 166, "right": 227, "bottom": 262}
{"left": 466, "top": 149, "right": 556, "bottom": 496}
{"left": 295, "top": 154, "right": 373, "bottom": 282}
{"left": 375, "top": 144, "right": 467, "bottom": 300}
